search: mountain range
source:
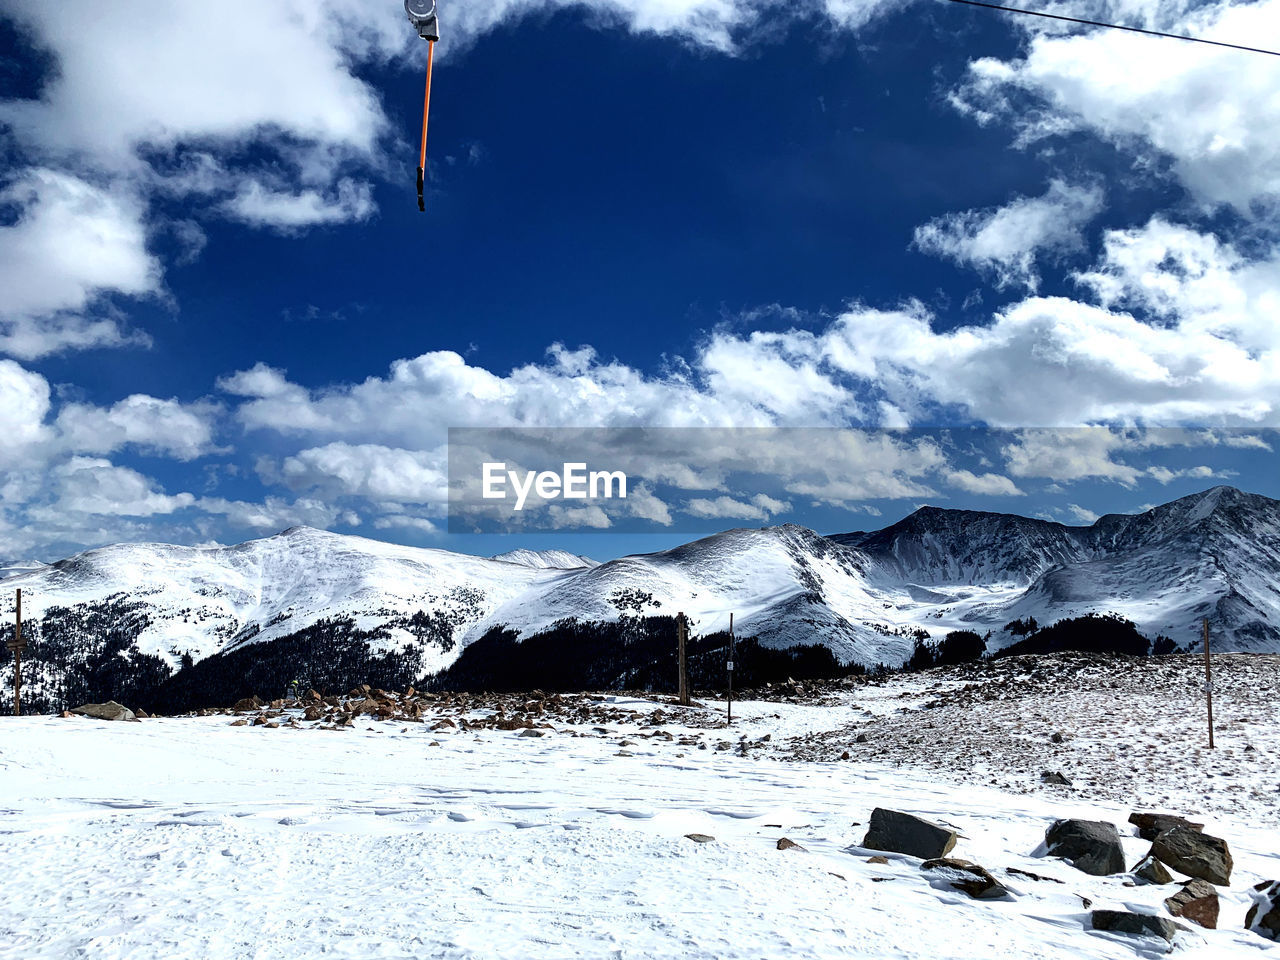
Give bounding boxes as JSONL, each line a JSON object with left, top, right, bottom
{"left": 2, "top": 486, "right": 1277, "bottom": 709}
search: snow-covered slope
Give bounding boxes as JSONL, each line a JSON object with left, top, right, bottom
{"left": 3, "top": 487, "right": 1278, "bottom": 698}
{"left": 851, "top": 487, "right": 1280, "bottom": 653}
{"left": 490, "top": 549, "right": 598, "bottom": 570}
{"left": 2, "top": 526, "right": 571, "bottom": 675}
{"left": 486, "top": 524, "right": 913, "bottom": 665}
{"left": 0, "top": 559, "right": 49, "bottom": 580}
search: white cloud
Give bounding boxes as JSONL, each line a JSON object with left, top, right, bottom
{"left": 685, "top": 493, "right": 791, "bottom": 521}
{"left": 277, "top": 443, "right": 448, "bottom": 504}
{"left": 55, "top": 396, "right": 221, "bottom": 462}
{"left": 952, "top": 0, "right": 1280, "bottom": 213}
{"left": 0, "top": 170, "right": 159, "bottom": 358}
{"left": 0, "top": 360, "right": 53, "bottom": 464}
{"left": 223, "top": 179, "right": 377, "bottom": 232}
{"left": 913, "top": 180, "right": 1104, "bottom": 290}
{"left": 31, "top": 458, "right": 195, "bottom": 518}
{"left": 197, "top": 495, "right": 359, "bottom": 531}
{"left": 1065, "top": 503, "right": 1099, "bottom": 524}
{"left": 945, "top": 469, "right": 1024, "bottom": 496}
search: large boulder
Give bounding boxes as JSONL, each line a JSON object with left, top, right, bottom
{"left": 862, "top": 809, "right": 957, "bottom": 860}
{"left": 1164, "top": 879, "right": 1219, "bottom": 929}
{"left": 921, "top": 858, "right": 1011, "bottom": 900}
{"left": 1150, "top": 826, "right": 1232, "bottom": 886}
{"left": 1044, "top": 819, "right": 1126, "bottom": 876}
{"left": 70, "top": 701, "right": 136, "bottom": 722}
{"left": 1091, "top": 910, "right": 1181, "bottom": 942}
{"left": 1128, "top": 812, "right": 1204, "bottom": 842}
{"left": 1245, "top": 881, "right": 1280, "bottom": 941}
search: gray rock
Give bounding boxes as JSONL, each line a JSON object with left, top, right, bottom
{"left": 517, "top": 728, "right": 547, "bottom": 737}
{"left": 70, "top": 701, "right": 136, "bottom": 722}
{"left": 1091, "top": 910, "right": 1182, "bottom": 942}
{"left": 1132, "top": 855, "right": 1174, "bottom": 885}
{"left": 1045, "top": 819, "right": 1126, "bottom": 876}
{"left": 1164, "top": 879, "right": 1219, "bottom": 929}
{"left": 1128, "top": 812, "right": 1204, "bottom": 842}
{"left": 1245, "top": 880, "right": 1280, "bottom": 941}
{"left": 1150, "top": 826, "right": 1232, "bottom": 886}
{"left": 922, "top": 858, "right": 1012, "bottom": 900}
{"left": 862, "top": 808, "right": 957, "bottom": 860}
{"left": 776, "top": 837, "right": 805, "bottom": 852}
{"left": 684, "top": 833, "right": 715, "bottom": 844}
{"left": 1041, "top": 771, "right": 1072, "bottom": 786}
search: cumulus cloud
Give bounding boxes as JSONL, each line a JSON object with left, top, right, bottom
{"left": 945, "top": 469, "right": 1024, "bottom": 496}
{"left": 30, "top": 458, "right": 195, "bottom": 519}
{"left": 685, "top": 493, "right": 791, "bottom": 521}
{"left": 277, "top": 443, "right": 448, "bottom": 504}
{"left": 951, "top": 0, "right": 1280, "bottom": 214}
{"left": 55, "top": 396, "right": 221, "bottom": 462}
{"left": 913, "top": 179, "right": 1104, "bottom": 290}
{"left": 0, "top": 170, "right": 158, "bottom": 358}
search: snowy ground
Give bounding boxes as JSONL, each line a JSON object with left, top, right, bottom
{"left": 1, "top": 656, "right": 1277, "bottom": 959}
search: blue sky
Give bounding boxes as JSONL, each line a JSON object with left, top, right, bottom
{"left": 2, "top": 0, "right": 1280, "bottom": 561}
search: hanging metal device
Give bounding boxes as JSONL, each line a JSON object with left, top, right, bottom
{"left": 405, "top": 1, "right": 440, "bottom": 212}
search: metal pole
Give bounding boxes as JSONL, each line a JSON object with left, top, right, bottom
{"left": 1203, "top": 617, "right": 1214, "bottom": 750}
{"left": 727, "top": 612, "right": 734, "bottom": 725}
{"left": 13, "top": 588, "right": 21, "bottom": 717}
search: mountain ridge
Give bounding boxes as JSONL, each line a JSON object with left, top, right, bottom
{"left": 2, "top": 486, "right": 1278, "bottom": 712}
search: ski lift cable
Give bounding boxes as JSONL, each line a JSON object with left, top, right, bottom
{"left": 943, "top": 0, "right": 1280, "bottom": 57}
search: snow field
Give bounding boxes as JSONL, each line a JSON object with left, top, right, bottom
{"left": 1, "top": 689, "right": 1276, "bottom": 960}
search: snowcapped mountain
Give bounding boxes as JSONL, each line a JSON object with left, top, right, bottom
{"left": 1, "top": 526, "right": 573, "bottom": 677}
{"left": 490, "top": 549, "right": 598, "bottom": 570}
{"left": 3, "top": 486, "right": 1278, "bottom": 711}
{"left": 0, "top": 559, "right": 49, "bottom": 580}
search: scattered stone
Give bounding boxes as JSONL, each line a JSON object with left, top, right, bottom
{"left": 777, "top": 837, "right": 805, "bottom": 851}
{"left": 1246, "top": 881, "right": 1280, "bottom": 941}
{"left": 135, "top": 709, "right": 150, "bottom": 720}
{"left": 867, "top": 856, "right": 890, "bottom": 865}
{"left": 922, "top": 858, "right": 1012, "bottom": 900}
{"left": 855, "top": 734, "right": 869, "bottom": 744}
{"left": 1044, "top": 819, "right": 1125, "bottom": 876}
{"left": 1150, "top": 826, "right": 1232, "bottom": 886}
{"left": 1164, "top": 879, "right": 1219, "bottom": 929}
{"left": 59, "top": 710, "right": 74, "bottom": 719}
{"left": 1133, "top": 855, "right": 1173, "bottom": 885}
{"left": 231, "top": 696, "right": 264, "bottom": 713}
{"left": 840, "top": 750, "right": 851, "bottom": 760}
{"left": 1041, "top": 771, "right": 1072, "bottom": 786}
{"left": 1050, "top": 731, "right": 1068, "bottom": 744}
{"left": 863, "top": 808, "right": 958, "bottom": 860}
{"left": 685, "top": 834, "right": 715, "bottom": 844}
{"left": 518, "top": 728, "right": 546, "bottom": 738}
{"left": 229, "top": 718, "right": 249, "bottom": 727}
{"left": 1091, "top": 910, "right": 1181, "bottom": 942}
{"left": 1128, "top": 812, "right": 1204, "bottom": 842}
{"left": 303, "top": 705, "right": 325, "bottom": 722}
{"left": 70, "top": 701, "right": 136, "bottom": 722}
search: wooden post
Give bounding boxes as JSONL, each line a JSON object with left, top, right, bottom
{"left": 727, "top": 612, "right": 734, "bottom": 725}
{"left": 1203, "top": 617, "right": 1214, "bottom": 750}
{"left": 676, "top": 613, "right": 690, "bottom": 706}
{"left": 12, "top": 588, "right": 22, "bottom": 717}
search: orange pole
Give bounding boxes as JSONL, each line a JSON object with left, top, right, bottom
{"left": 419, "top": 40, "right": 435, "bottom": 168}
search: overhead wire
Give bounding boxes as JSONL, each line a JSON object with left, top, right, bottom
{"left": 942, "top": 0, "right": 1280, "bottom": 57}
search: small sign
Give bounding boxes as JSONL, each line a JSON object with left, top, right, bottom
{"left": 726, "top": 661, "right": 734, "bottom": 671}
{"left": 1201, "top": 681, "right": 1215, "bottom": 695}
{"left": 6, "top": 642, "right": 23, "bottom": 654}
